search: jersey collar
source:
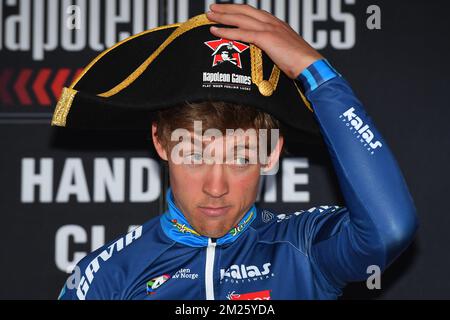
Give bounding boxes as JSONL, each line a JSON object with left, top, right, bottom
{"left": 160, "top": 188, "right": 257, "bottom": 247}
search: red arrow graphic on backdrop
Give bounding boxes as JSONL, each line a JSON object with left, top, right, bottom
{"left": 51, "top": 69, "right": 71, "bottom": 100}
{"left": 32, "top": 69, "right": 52, "bottom": 106}
{"left": 72, "top": 68, "right": 83, "bottom": 85}
{"left": 0, "top": 69, "right": 14, "bottom": 105}
{"left": 1, "top": 68, "right": 90, "bottom": 107}
{"left": 14, "top": 69, "right": 33, "bottom": 106}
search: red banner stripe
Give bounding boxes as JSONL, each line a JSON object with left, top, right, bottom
{"left": 14, "top": 69, "right": 33, "bottom": 106}
{"left": 0, "top": 69, "right": 14, "bottom": 105}
{"left": 51, "top": 69, "right": 71, "bottom": 100}
{"left": 32, "top": 69, "right": 52, "bottom": 106}
{"left": 71, "top": 68, "right": 83, "bottom": 86}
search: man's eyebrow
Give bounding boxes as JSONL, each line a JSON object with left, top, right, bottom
{"left": 234, "top": 143, "right": 257, "bottom": 151}
{"left": 182, "top": 135, "right": 258, "bottom": 150}
{"left": 174, "top": 136, "right": 204, "bottom": 144}
{"left": 176, "top": 137, "right": 214, "bottom": 148}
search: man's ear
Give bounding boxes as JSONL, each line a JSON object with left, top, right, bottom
{"left": 261, "top": 136, "right": 284, "bottom": 174}
{"left": 151, "top": 122, "right": 169, "bottom": 161}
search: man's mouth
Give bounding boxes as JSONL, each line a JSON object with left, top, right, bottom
{"left": 198, "top": 206, "right": 231, "bottom": 217}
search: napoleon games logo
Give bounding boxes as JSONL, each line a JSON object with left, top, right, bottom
{"left": 202, "top": 38, "right": 252, "bottom": 91}
{"left": 146, "top": 274, "right": 171, "bottom": 295}
{"left": 204, "top": 38, "right": 249, "bottom": 69}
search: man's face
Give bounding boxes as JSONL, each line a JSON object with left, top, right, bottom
{"left": 152, "top": 124, "right": 283, "bottom": 238}
{"left": 221, "top": 51, "right": 230, "bottom": 61}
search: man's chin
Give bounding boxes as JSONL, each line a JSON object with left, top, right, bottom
{"left": 198, "top": 227, "right": 229, "bottom": 239}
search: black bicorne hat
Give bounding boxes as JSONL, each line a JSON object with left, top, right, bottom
{"left": 51, "top": 14, "right": 319, "bottom": 136}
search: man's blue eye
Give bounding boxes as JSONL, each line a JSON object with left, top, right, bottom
{"left": 187, "top": 153, "right": 202, "bottom": 162}
{"left": 235, "top": 157, "right": 249, "bottom": 165}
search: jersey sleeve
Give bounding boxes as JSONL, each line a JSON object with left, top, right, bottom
{"left": 294, "top": 59, "right": 419, "bottom": 290}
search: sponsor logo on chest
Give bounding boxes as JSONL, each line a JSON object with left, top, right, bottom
{"left": 227, "top": 290, "right": 272, "bottom": 300}
{"left": 220, "top": 263, "right": 275, "bottom": 284}
{"left": 172, "top": 268, "right": 199, "bottom": 280}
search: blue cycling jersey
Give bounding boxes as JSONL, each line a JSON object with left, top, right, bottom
{"left": 58, "top": 60, "right": 418, "bottom": 300}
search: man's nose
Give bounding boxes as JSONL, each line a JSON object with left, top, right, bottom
{"left": 202, "top": 164, "right": 229, "bottom": 198}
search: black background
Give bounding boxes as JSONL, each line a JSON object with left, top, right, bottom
{"left": 0, "top": 0, "right": 449, "bottom": 299}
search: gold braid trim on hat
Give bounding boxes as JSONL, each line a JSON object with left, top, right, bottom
{"left": 51, "top": 23, "right": 181, "bottom": 128}
{"left": 99, "top": 14, "right": 216, "bottom": 98}
{"left": 293, "top": 80, "right": 313, "bottom": 112}
{"left": 70, "top": 23, "right": 181, "bottom": 89}
{"left": 250, "top": 45, "right": 280, "bottom": 97}
{"left": 51, "top": 87, "right": 77, "bottom": 127}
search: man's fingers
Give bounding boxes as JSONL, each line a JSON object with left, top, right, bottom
{"left": 209, "top": 3, "right": 274, "bottom": 24}
{"left": 210, "top": 26, "right": 259, "bottom": 45}
{"left": 206, "top": 11, "right": 268, "bottom": 32}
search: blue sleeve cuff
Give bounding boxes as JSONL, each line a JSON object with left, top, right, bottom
{"left": 296, "top": 59, "right": 340, "bottom": 94}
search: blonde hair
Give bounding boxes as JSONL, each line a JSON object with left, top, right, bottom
{"left": 154, "top": 100, "right": 284, "bottom": 155}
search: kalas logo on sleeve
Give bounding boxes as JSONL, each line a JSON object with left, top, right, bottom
{"left": 204, "top": 38, "right": 249, "bottom": 69}
{"left": 340, "top": 107, "right": 383, "bottom": 155}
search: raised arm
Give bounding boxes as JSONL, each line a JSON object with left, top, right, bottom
{"left": 295, "top": 59, "right": 418, "bottom": 288}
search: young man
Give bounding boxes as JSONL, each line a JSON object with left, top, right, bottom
{"left": 57, "top": 4, "right": 417, "bottom": 300}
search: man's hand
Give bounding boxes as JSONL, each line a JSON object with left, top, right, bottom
{"left": 206, "top": 3, "right": 323, "bottom": 79}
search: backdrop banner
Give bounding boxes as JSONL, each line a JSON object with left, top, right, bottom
{"left": 0, "top": 0, "right": 448, "bottom": 299}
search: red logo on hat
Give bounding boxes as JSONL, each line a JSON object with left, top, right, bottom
{"left": 204, "top": 38, "right": 249, "bottom": 69}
